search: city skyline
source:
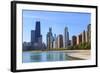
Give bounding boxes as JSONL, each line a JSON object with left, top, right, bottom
{"left": 23, "top": 22, "right": 91, "bottom": 51}
{"left": 23, "top": 10, "right": 91, "bottom": 44}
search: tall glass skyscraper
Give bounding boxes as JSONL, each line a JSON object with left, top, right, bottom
{"left": 58, "top": 34, "right": 63, "bottom": 48}
{"left": 87, "top": 24, "right": 91, "bottom": 43}
{"left": 31, "top": 30, "right": 35, "bottom": 44}
{"left": 35, "top": 21, "right": 41, "bottom": 43}
{"left": 47, "top": 27, "right": 53, "bottom": 49}
{"left": 82, "top": 30, "right": 86, "bottom": 43}
{"left": 72, "top": 35, "right": 77, "bottom": 46}
{"left": 30, "top": 21, "right": 44, "bottom": 50}
{"left": 63, "top": 27, "right": 69, "bottom": 48}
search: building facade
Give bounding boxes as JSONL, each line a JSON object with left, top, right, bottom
{"left": 87, "top": 24, "right": 91, "bottom": 43}
{"left": 30, "top": 21, "right": 44, "bottom": 50}
{"left": 31, "top": 30, "right": 35, "bottom": 45}
{"left": 58, "top": 34, "right": 63, "bottom": 48}
{"left": 77, "top": 33, "right": 82, "bottom": 45}
{"left": 35, "top": 21, "right": 41, "bottom": 43}
{"left": 63, "top": 27, "right": 69, "bottom": 48}
{"left": 46, "top": 28, "right": 53, "bottom": 49}
{"left": 72, "top": 35, "right": 77, "bottom": 46}
{"left": 82, "top": 30, "right": 86, "bottom": 43}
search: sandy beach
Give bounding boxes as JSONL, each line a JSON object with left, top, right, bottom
{"left": 65, "top": 50, "right": 91, "bottom": 60}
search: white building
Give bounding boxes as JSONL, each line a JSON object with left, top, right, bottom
{"left": 63, "top": 27, "right": 69, "bottom": 48}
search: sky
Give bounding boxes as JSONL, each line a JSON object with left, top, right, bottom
{"left": 22, "top": 10, "right": 91, "bottom": 44}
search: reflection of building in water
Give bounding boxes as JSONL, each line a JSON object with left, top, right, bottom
{"left": 47, "top": 52, "right": 66, "bottom": 61}
{"left": 30, "top": 52, "right": 66, "bottom": 62}
{"left": 30, "top": 53, "right": 41, "bottom": 62}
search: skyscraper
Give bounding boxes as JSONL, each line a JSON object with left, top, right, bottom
{"left": 30, "top": 21, "right": 43, "bottom": 50}
{"left": 87, "top": 24, "right": 91, "bottom": 43}
{"left": 56, "top": 36, "right": 59, "bottom": 48}
{"left": 72, "top": 35, "right": 77, "bottom": 46}
{"left": 58, "top": 34, "right": 63, "bottom": 48}
{"left": 82, "top": 30, "right": 86, "bottom": 43}
{"left": 77, "top": 33, "right": 82, "bottom": 45}
{"left": 53, "top": 34, "right": 56, "bottom": 48}
{"left": 85, "top": 31, "right": 88, "bottom": 42}
{"left": 46, "top": 27, "right": 53, "bottom": 49}
{"left": 38, "top": 35, "right": 42, "bottom": 44}
{"left": 31, "top": 30, "right": 35, "bottom": 45}
{"left": 63, "top": 27, "right": 69, "bottom": 48}
{"left": 35, "top": 21, "right": 41, "bottom": 43}
{"left": 68, "top": 40, "right": 71, "bottom": 46}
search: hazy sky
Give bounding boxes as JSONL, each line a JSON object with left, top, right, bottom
{"left": 22, "top": 10, "right": 91, "bottom": 44}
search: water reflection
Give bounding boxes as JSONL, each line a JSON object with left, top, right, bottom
{"left": 22, "top": 51, "right": 76, "bottom": 63}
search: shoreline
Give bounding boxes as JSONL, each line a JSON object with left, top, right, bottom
{"left": 23, "top": 49, "right": 90, "bottom": 52}
{"left": 23, "top": 50, "right": 91, "bottom": 60}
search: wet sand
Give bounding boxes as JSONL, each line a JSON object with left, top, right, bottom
{"left": 66, "top": 50, "right": 91, "bottom": 60}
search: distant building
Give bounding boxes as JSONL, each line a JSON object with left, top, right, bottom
{"left": 58, "top": 34, "right": 63, "bottom": 48}
{"left": 35, "top": 21, "right": 41, "bottom": 43}
{"left": 23, "top": 42, "right": 31, "bottom": 51}
{"left": 85, "top": 31, "right": 88, "bottom": 42}
{"left": 63, "top": 27, "right": 69, "bottom": 48}
{"left": 30, "top": 21, "right": 43, "bottom": 50}
{"left": 82, "top": 30, "right": 86, "bottom": 43}
{"left": 72, "top": 35, "right": 77, "bottom": 46}
{"left": 41, "top": 43, "right": 47, "bottom": 50}
{"left": 53, "top": 34, "right": 56, "bottom": 48}
{"left": 87, "top": 24, "right": 91, "bottom": 43}
{"left": 31, "top": 30, "right": 35, "bottom": 45}
{"left": 46, "top": 27, "right": 53, "bottom": 49}
{"left": 53, "top": 40, "right": 56, "bottom": 48}
{"left": 77, "top": 33, "right": 82, "bottom": 44}
{"left": 38, "top": 35, "right": 42, "bottom": 44}
{"left": 68, "top": 40, "right": 71, "bottom": 46}
{"left": 56, "top": 36, "right": 59, "bottom": 48}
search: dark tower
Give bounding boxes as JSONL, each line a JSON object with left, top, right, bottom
{"left": 31, "top": 30, "right": 35, "bottom": 44}
{"left": 35, "top": 21, "right": 41, "bottom": 42}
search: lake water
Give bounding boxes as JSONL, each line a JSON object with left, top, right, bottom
{"left": 22, "top": 51, "right": 80, "bottom": 63}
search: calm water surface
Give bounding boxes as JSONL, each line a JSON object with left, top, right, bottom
{"left": 22, "top": 51, "right": 79, "bottom": 63}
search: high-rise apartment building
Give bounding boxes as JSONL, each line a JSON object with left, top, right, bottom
{"left": 87, "top": 24, "right": 91, "bottom": 43}
{"left": 63, "top": 27, "right": 69, "bottom": 48}
{"left": 47, "top": 28, "right": 53, "bottom": 49}
{"left": 31, "top": 30, "right": 35, "bottom": 45}
{"left": 85, "top": 31, "right": 88, "bottom": 42}
{"left": 77, "top": 33, "right": 82, "bottom": 45}
{"left": 35, "top": 21, "right": 41, "bottom": 43}
{"left": 82, "top": 30, "right": 86, "bottom": 43}
{"left": 30, "top": 21, "right": 43, "bottom": 50}
{"left": 58, "top": 34, "right": 63, "bottom": 48}
{"left": 72, "top": 35, "right": 77, "bottom": 46}
{"left": 53, "top": 34, "right": 56, "bottom": 48}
